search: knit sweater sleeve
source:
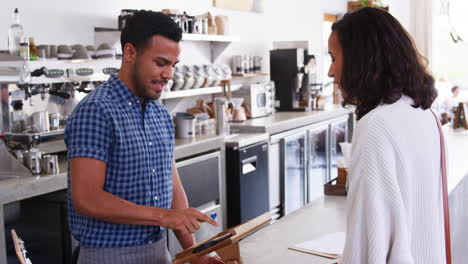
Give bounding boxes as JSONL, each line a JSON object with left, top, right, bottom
{"left": 340, "top": 117, "right": 414, "bottom": 264}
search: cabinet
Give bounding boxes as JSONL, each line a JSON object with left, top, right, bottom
{"left": 281, "top": 132, "right": 307, "bottom": 215}
{"left": 307, "top": 122, "right": 329, "bottom": 203}
{"left": 226, "top": 141, "right": 269, "bottom": 227}
{"left": 268, "top": 113, "right": 352, "bottom": 217}
{"left": 167, "top": 151, "right": 223, "bottom": 258}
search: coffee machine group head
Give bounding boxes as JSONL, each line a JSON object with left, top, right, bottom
{"left": 270, "top": 48, "right": 315, "bottom": 111}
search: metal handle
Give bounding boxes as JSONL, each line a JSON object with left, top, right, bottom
{"left": 242, "top": 156, "right": 257, "bottom": 165}
{"left": 242, "top": 156, "right": 257, "bottom": 175}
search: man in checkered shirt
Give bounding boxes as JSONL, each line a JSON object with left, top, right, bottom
{"left": 65, "top": 10, "right": 223, "bottom": 264}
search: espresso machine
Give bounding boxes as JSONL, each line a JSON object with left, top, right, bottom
{"left": 0, "top": 54, "right": 120, "bottom": 176}
{"left": 270, "top": 48, "right": 319, "bottom": 111}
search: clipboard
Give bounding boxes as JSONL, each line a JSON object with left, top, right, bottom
{"left": 172, "top": 212, "right": 272, "bottom": 264}
{"left": 11, "top": 229, "right": 32, "bottom": 264}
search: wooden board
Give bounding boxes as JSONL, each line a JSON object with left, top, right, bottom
{"left": 11, "top": 230, "right": 27, "bottom": 264}
{"left": 173, "top": 212, "right": 272, "bottom": 264}
{"left": 232, "top": 73, "right": 268, "bottom": 77}
{"left": 288, "top": 245, "right": 341, "bottom": 259}
{"left": 213, "top": 0, "right": 253, "bottom": 11}
{"left": 323, "top": 13, "right": 338, "bottom": 23}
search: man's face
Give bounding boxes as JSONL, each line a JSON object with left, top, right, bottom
{"left": 125, "top": 35, "right": 180, "bottom": 100}
{"left": 328, "top": 31, "right": 346, "bottom": 98}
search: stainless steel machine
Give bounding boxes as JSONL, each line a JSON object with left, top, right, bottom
{"left": 270, "top": 48, "right": 322, "bottom": 112}
{"left": 0, "top": 54, "right": 121, "bottom": 264}
{"left": 0, "top": 54, "right": 120, "bottom": 177}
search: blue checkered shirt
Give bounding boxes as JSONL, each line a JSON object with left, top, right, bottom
{"left": 65, "top": 74, "right": 174, "bottom": 248}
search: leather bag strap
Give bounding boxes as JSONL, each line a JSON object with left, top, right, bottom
{"left": 431, "top": 110, "right": 452, "bottom": 264}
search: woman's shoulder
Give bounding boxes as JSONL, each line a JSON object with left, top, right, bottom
{"left": 358, "top": 96, "right": 418, "bottom": 130}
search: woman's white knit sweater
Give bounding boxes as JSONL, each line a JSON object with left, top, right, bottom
{"left": 340, "top": 95, "right": 446, "bottom": 264}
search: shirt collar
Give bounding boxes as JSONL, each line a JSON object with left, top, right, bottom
{"left": 109, "top": 74, "right": 152, "bottom": 107}
{"left": 400, "top": 94, "right": 415, "bottom": 106}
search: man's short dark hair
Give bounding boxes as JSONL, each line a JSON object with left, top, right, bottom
{"left": 120, "top": 10, "right": 183, "bottom": 53}
{"left": 451, "top": 86, "right": 459, "bottom": 93}
{"left": 332, "top": 7, "right": 437, "bottom": 120}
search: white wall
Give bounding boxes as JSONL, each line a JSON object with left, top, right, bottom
{"left": 1, "top": 0, "right": 410, "bottom": 58}
{"left": 2, "top": 0, "right": 411, "bottom": 114}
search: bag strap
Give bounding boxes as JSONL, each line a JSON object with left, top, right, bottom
{"left": 431, "top": 110, "right": 452, "bottom": 264}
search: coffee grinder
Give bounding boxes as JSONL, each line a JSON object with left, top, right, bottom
{"left": 270, "top": 48, "right": 316, "bottom": 111}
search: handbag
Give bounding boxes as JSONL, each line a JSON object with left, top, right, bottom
{"left": 431, "top": 110, "right": 452, "bottom": 264}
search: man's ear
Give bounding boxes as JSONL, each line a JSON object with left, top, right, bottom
{"left": 123, "top": 43, "right": 137, "bottom": 64}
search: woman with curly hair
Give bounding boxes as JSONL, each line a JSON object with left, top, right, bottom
{"left": 328, "top": 7, "right": 448, "bottom": 264}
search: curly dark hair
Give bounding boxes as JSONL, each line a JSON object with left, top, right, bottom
{"left": 120, "top": 10, "right": 183, "bottom": 52}
{"left": 332, "top": 7, "right": 437, "bottom": 120}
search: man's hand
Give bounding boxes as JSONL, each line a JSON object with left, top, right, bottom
{"left": 191, "top": 255, "right": 224, "bottom": 264}
{"left": 159, "top": 208, "right": 218, "bottom": 235}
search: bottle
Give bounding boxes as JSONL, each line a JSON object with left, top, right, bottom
{"left": 214, "top": 97, "right": 229, "bottom": 135}
{"left": 19, "top": 37, "right": 29, "bottom": 60}
{"left": 8, "top": 8, "right": 24, "bottom": 56}
{"left": 28, "top": 37, "right": 39, "bottom": 61}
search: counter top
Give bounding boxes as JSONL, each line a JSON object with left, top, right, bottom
{"left": 224, "top": 133, "right": 270, "bottom": 148}
{"left": 240, "top": 196, "right": 346, "bottom": 264}
{"left": 444, "top": 126, "right": 468, "bottom": 193}
{"left": 0, "top": 135, "right": 227, "bottom": 205}
{"left": 230, "top": 106, "right": 351, "bottom": 135}
{"left": 0, "top": 172, "right": 67, "bottom": 205}
{"left": 174, "top": 135, "right": 225, "bottom": 160}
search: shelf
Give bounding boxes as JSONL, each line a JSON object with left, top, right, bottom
{"left": 232, "top": 73, "right": 269, "bottom": 77}
{"left": 7, "top": 129, "right": 65, "bottom": 138}
{"left": 182, "top": 33, "right": 240, "bottom": 42}
{"left": 94, "top": 28, "right": 240, "bottom": 42}
{"left": 161, "top": 84, "right": 241, "bottom": 99}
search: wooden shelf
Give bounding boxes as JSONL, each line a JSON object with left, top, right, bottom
{"left": 161, "top": 84, "right": 241, "bottom": 99}
{"left": 182, "top": 33, "right": 240, "bottom": 42}
{"left": 232, "top": 73, "right": 269, "bottom": 77}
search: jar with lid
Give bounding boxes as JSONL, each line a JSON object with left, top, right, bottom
{"left": 182, "top": 65, "right": 195, "bottom": 89}
{"left": 203, "top": 65, "right": 216, "bottom": 87}
{"left": 172, "top": 66, "right": 185, "bottom": 91}
{"left": 211, "top": 65, "right": 224, "bottom": 87}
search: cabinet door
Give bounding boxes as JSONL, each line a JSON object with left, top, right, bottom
{"left": 307, "top": 124, "right": 329, "bottom": 203}
{"left": 329, "top": 117, "right": 349, "bottom": 181}
{"left": 169, "top": 152, "right": 223, "bottom": 258}
{"left": 176, "top": 152, "right": 221, "bottom": 208}
{"left": 238, "top": 142, "right": 269, "bottom": 223}
{"left": 281, "top": 132, "right": 307, "bottom": 215}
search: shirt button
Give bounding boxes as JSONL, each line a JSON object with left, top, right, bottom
{"left": 152, "top": 168, "right": 156, "bottom": 173}
{"left": 154, "top": 196, "right": 159, "bottom": 201}
{"left": 128, "top": 102, "right": 132, "bottom": 106}
{"left": 149, "top": 141, "right": 153, "bottom": 146}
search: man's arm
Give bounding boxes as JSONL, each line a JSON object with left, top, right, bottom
{"left": 70, "top": 157, "right": 215, "bottom": 234}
